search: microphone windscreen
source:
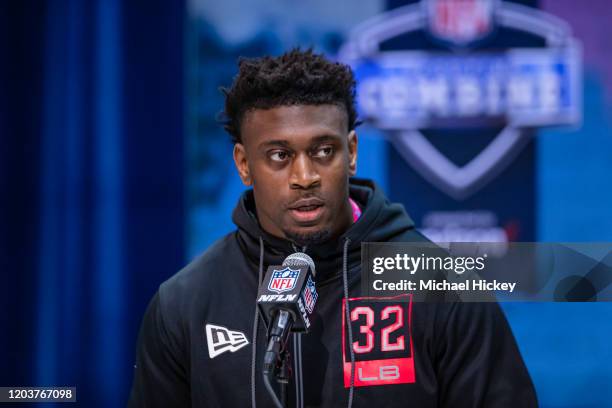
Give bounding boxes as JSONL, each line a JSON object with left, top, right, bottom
{"left": 282, "top": 252, "right": 316, "bottom": 277}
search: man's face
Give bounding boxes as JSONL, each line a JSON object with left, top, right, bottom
{"left": 233, "top": 104, "right": 358, "bottom": 245}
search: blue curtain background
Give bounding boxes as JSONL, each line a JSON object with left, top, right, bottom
{"left": 1, "top": 0, "right": 184, "bottom": 406}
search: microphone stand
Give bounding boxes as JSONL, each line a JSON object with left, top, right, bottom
{"left": 278, "top": 345, "right": 291, "bottom": 407}
{"left": 262, "top": 310, "right": 293, "bottom": 408}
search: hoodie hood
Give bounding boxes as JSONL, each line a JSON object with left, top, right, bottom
{"left": 232, "top": 178, "right": 422, "bottom": 283}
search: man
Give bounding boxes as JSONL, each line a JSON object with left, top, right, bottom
{"left": 128, "top": 49, "right": 537, "bottom": 407}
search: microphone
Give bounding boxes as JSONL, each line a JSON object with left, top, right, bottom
{"left": 257, "top": 252, "right": 318, "bottom": 378}
{"left": 257, "top": 252, "right": 318, "bottom": 333}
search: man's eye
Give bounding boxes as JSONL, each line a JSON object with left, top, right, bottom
{"left": 269, "top": 151, "right": 290, "bottom": 162}
{"left": 313, "top": 146, "right": 334, "bottom": 158}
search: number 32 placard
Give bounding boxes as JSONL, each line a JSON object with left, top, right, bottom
{"left": 342, "top": 295, "right": 415, "bottom": 387}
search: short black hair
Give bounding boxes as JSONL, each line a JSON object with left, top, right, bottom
{"left": 221, "top": 48, "right": 358, "bottom": 144}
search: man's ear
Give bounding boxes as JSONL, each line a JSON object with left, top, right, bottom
{"left": 233, "top": 143, "right": 252, "bottom": 186}
{"left": 347, "top": 130, "right": 358, "bottom": 177}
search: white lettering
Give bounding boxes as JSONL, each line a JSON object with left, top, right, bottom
{"left": 358, "top": 365, "right": 401, "bottom": 382}
{"left": 257, "top": 294, "right": 298, "bottom": 302}
{"left": 419, "top": 77, "right": 449, "bottom": 115}
{"left": 380, "top": 365, "right": 400, "bottom": 380}
{"left": 456, "top": 76, "right": 481, "bottom": 115}
{"left": 508, "top": 76, "right": 534, "bottom": 110}
{"left": 373, "top": 257, "right": 385, "bottom": 274}
{"left": 539, "top": 70, "right": 560, "bottom": 112}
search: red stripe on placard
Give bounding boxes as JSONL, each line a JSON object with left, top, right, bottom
{"left": 343, "top": 357, "right": 415, "bottom": 387}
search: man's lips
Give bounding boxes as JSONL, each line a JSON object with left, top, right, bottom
{"left": 287, "top": 198, "right": 325, "bottom": 224}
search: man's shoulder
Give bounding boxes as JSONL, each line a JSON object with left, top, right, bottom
{"left": 158, "top": 231, "right": 243, "bottom": 307}
{"left": 390, "top": 226, "right": 432, "bottom": 243}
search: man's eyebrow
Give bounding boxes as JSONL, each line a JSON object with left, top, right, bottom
{"left": 258, "top": 139, "right": 291, "bottom": 149}
{"left": 311, "top": 134, "right": 343, "bottom": 144}
{"left": 258, "top": 134, "right": 341, "bottom": 149}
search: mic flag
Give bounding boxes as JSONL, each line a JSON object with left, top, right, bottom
{"left": 257, "top": 252, "right": 318, "bottom": 332}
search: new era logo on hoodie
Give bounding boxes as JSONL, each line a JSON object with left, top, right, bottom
{"left": 205, "top": 324, "right": 249, "bottom": 359}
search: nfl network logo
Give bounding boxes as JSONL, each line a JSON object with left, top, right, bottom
{"left": 268, "top": 267, "right": 300, "bottom": 294}
{"left": 339, "top": 0, "right": 582, "bottom": 199}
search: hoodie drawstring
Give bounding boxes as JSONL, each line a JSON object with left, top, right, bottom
{"left": 291, "top": 242, "right": 306, "bottom": 408}
{"left": 342, "top": 237, "right": 355, "bottom": 408}
{"left": 251, "top": 237, "right": 265, "bottom": 408}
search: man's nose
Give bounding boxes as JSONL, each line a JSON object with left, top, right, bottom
{"left": 289, "top": 153, "right": 321, "bottom": 189}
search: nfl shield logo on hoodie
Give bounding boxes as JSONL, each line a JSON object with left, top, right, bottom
{"left": 268, "top": 267, "right": 300, "bottom": 294}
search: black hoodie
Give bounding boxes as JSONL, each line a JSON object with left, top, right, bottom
{"left": 128, "top": 179, "right": 537, "bottom": 407}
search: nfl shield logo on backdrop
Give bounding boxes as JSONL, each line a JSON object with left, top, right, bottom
{"left": 339, "top": 0, "right": 580, "bottom": 199}
{"left": 426, "top": 0, "right": 496, "bottom": 47}
{"left": 268, "top": 267, "right": 300, "bottom": 294}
